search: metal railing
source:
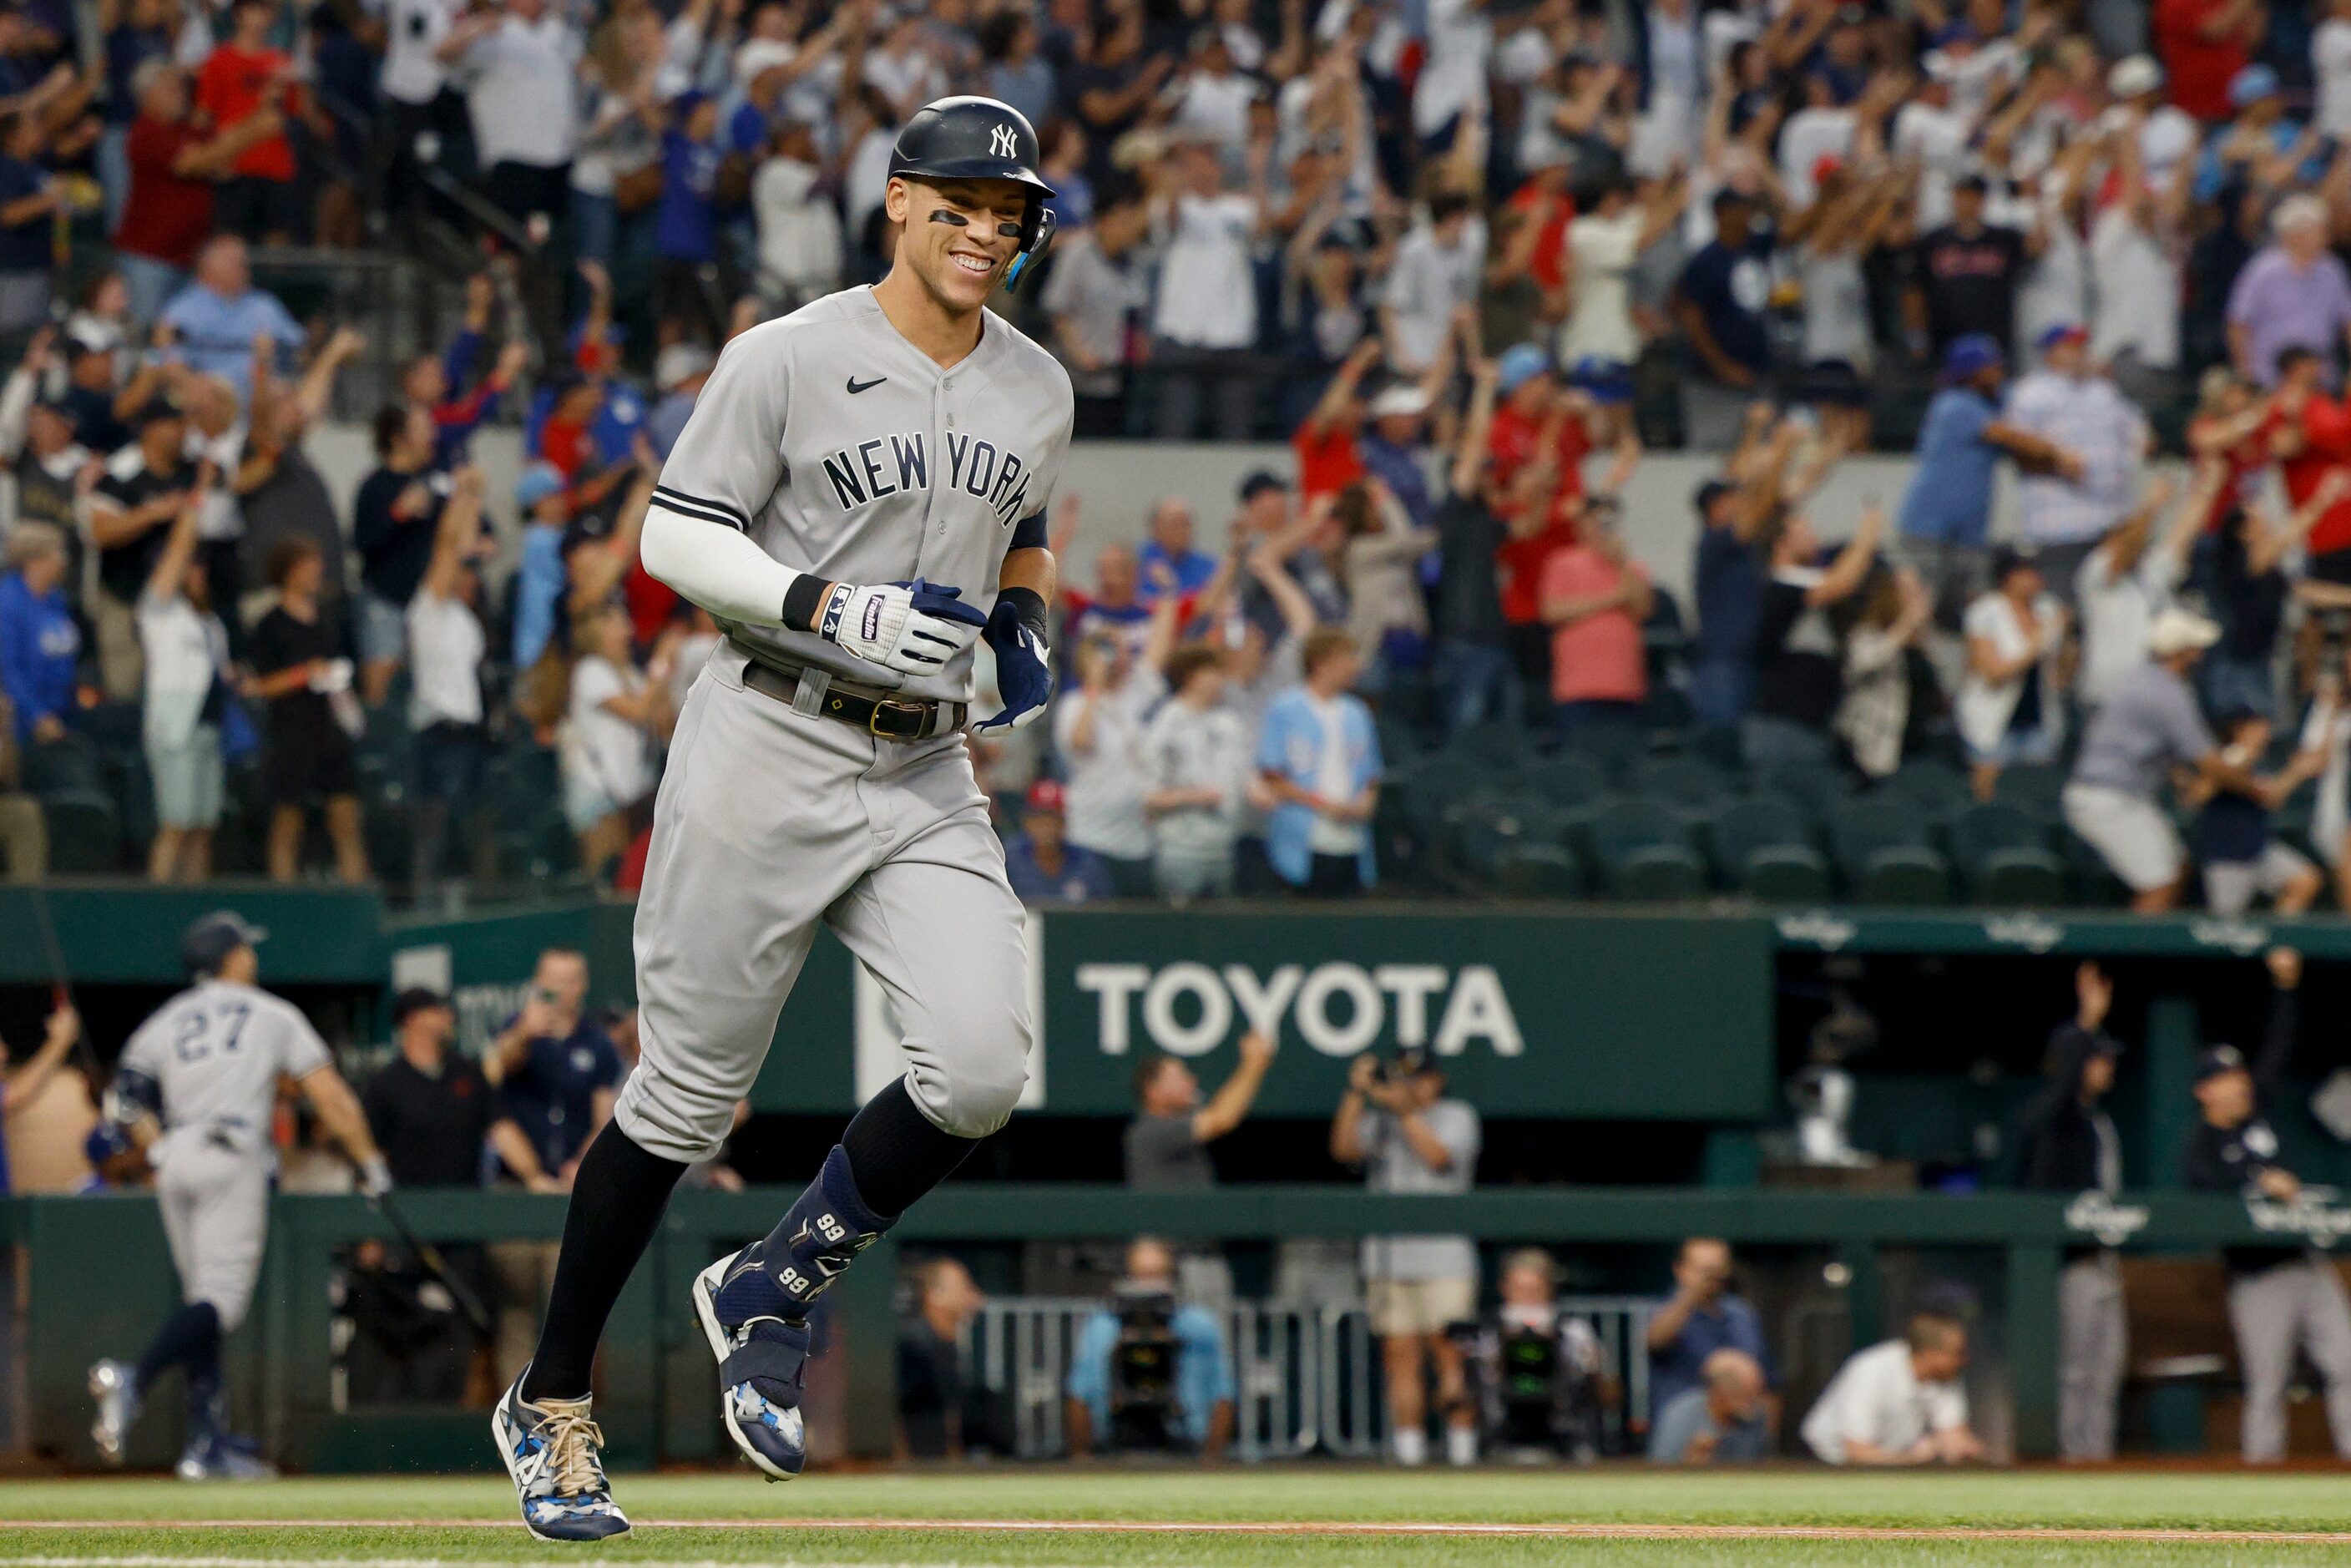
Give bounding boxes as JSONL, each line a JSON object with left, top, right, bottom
{"left": 968, "top": 1294, "right": 1656, "bottom": 1461}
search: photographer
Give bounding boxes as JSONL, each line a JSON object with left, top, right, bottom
{"left": 1468, "top": 1249, "right": 1615, "bottom": 1462}
{"left": 1064, "top": 1238, "right": 1234, "bottom": 1457}
{"left": 1331, "top": 1048, "right": 1482, "bottom": 1466}
{"left": 1646, "top": 1237, "right": 1773, "bottom": 1430}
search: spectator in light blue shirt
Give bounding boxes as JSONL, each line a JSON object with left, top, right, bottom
{"left": 1895, "top": 334, "right": 2077, "bottom": 625}
{"left": 1256, "top": 628, "right": 1383, "bottom": 893}
{"left": 509, "top": 462, "right": 570, "bottom": 670}
{"left": 1064, "top": 1238, "right": 1235, "bottom": 1455}
{"left": 159, "top": 236, "right": 302, "bottom": 397}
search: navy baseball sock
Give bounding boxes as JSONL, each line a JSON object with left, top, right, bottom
{"left": 135, "top": 1301, "right": 220, "bottom": 1391}
{"left": 523, "top": 1125, "right": 691, "bottom": 1403}
{"left": 837, "top": 1075, "right": 978, "bottom": 1216}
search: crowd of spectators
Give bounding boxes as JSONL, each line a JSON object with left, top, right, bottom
{"left": 15, "top": 0, "right": 2351, "bottom": 909}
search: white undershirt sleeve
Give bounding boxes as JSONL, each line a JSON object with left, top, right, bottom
{"left": 637, "top": 506, "right": 808, "bottom": 628}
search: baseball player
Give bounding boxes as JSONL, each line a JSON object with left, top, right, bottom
{"left": 88, "top": 911, "right": 390, "bottom": 1479}
{"left": 490, "top": 95, "right": 1068, "bottom": 1541}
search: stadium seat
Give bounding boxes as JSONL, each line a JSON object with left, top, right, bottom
{"left": 75, "top": 700, "right": 144, "bottom": 764}
{"left": 40, "top": 787, "right": 120, "bottom": 874}
{"left": 1949, "top": 802, "right": 2067, "bottom": 906}
{"left": 1589, "top": 797, "right": 1708, "bottom": 901}
{"left": 1375, "top": 713, "right": 1428, "bottom": 767}
{"left": 21, "top": 734, "right": 100, "bottom": 797}
{"left": 1492, "top": 842, "right": 1585, "bottom": 898}
{"left": 1993, "top": 762, "right": 2068, "bottom": 817}
{"left": 1441, "top": 792, "right": 1560, "bottom": 885}
{"left": 1883, "top": 758, "right": 1973, "bottom": 821}
{"left": 1709, "top": 795, "right": 1833, "bottom": 902}
{"left": 1519, "top": 753, "right": 1610, "bottom": 810}
{"left": 1831, "top": 797, "right": 1952, "bottom": 905}
{"left": 1633, "top": 756, "right": 1732, "bottom": 814}
{"left": 1560, "top": 720, "right": 1645, "bottom": 780}
{"left": 1753, "top": 758, "right": 1849, "bottom": 822}
{"left": 1450, "top": 718, "right": 1532, "bottom": 771}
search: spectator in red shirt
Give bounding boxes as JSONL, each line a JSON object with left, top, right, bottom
{"left": 2187, "top": 367, "right": 2274, "bottom": 533}
{"left": 1541, "top": 498, "right": 1653, "bottom": 734}
{"left": 1293, "top": 339, "right": 1379, "bottom": 503}
{"left": 2270, "top": 346, "right": 2351, "bottom": 579}
{"left": 2155, "top": 0, "right": 2264, "bottom": 122}
{"left": 195, "top": 0, "right": 304, "bottom": 242}
{"left": 115, "top": 60, "right": 286, "bottom": 327}
{"left": 1485, "top": 345, "right": 1595, "bottom": 514}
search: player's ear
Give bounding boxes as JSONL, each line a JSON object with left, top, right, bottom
{"left": 885, "top": 176, "right": 911, "bottom": 225}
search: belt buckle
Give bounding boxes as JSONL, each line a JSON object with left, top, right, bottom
{"left": 869, "top": 695, "right": 927, "bottom": 739}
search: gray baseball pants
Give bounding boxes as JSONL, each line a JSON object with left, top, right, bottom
{"left": 155, "top": 1138, "right": 270, "bottom": 1333}
{"left": 2057, "top": 1252, "right": 2126, "bottom": 1461}
{"left": 613, "top": 649, "right": 1032, "bottom": 1164}
{"left": 2227, "top": 1257, "right": 2351, "bottom": 1462}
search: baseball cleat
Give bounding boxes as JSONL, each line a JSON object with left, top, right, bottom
{"left": 693, "top": 1242, "right": 811, "bottom": 1480}
{"left": 692, "top": 1147, "right": 889, "bottom": 1481}
{"left": 88, "top": 1358, "right": 140, "bottom": 1465}
{"left": 491, "top": 1368, "right": 631, "bottom": 1541}
{"left": 175, "top": 1432, "right": 279, "bottom": 1481}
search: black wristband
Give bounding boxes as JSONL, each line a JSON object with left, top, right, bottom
{"left": 781, "top": 573, "right": 828, "bottom": 633}
{"left": 998, "top": 584, "right": 1049, "bottom": 641}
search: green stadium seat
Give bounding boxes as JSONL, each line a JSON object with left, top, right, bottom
{"left": 40, "top": 787, "right": 120, "bottom": 874}
{"left": 1883, "top": 759, "right": 1973, "bottom": 821}
{"left": 1709, "top": 795, "right": 1833, "bottom": 902}
{"left": 1831, "top": 797, "right": 1952, "bottom": 905}
{"left": 1560, "top": 719, "right": 1645, "bottom": 780}
{"left": 1590, "top": 797, "right": 1709, "bottom": 901}
{"left": 21, "top": 734, "right": 100, "bottom": 797}
{"left": 1993, "top": 762, "right": 2067, "bottom": 817}
{"left": 1754, "top": 758, "right": 1849, "bottom": 824}
{"left": 1441, "top": 792, "right": 1559, "bottom": 884}
{"left": 1690, "top": 723, "right": 1745, "bottom": 773}
{"left": 1641, "top": 685, "right": 1693, "bottom": 737}
{"left": 1519, "top": 753, "right": 1610, "bottom": 809}
{"left": 1950, "top": 802, "right": 2067, "bottom": 906}
{"left": 1634, "top": 756, "right": 1732, "bottom": 814}
{"left": 1450, "top": 718, "right": 1533, "bottom": 771}
{"left": 75, "top": 700, "right": 144, "bottom": 764}
{"left": 1492, "top": 842, "right": 1585, "bottom": 898}
{"left": 1376, "top": 714, "right": 1428, "bottom": 767}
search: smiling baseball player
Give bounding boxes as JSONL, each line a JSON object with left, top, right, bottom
{"left": 490, "top": 96, "right": 1068, "bottom": 1540}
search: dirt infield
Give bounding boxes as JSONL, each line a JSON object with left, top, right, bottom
{"left": 18, "top": 1519, "right": 2351, "bottom": 1545}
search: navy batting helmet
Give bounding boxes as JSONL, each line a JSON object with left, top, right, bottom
{"left": 888, "top": 95, "right": 1058, "bottom": 286}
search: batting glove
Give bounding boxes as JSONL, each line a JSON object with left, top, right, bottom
{"left": 359, "top": 1156, "right": 395, "bottom": 1197}
{"left": 816, "top": 578, "right": 988, "bottom": 675}
{"left": 976, "top": 586, "right": 1053, "bottom": 732}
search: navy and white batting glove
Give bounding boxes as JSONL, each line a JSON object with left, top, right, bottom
{"left": 976, "top": 587, "right": 1053, "bottom": 733}
{"left": 811, "top": 578, "right": 987, "bottom": 676}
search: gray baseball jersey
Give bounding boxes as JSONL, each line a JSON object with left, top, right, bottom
{"left": 119, "top": 978, "right": 331, "bottom": 1329}
{"left": 119, "top": 978, "right": 332, "bottom": 1162}
{"left": 615, "top": 286, "right": 1071, "bottom": 1165}
{"left": 647, "top": 287, "right": 1074, "bottom": 701}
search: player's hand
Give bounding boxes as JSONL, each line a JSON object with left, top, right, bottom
{"left": 975, "top": 595, "right": 1053, "bottom": 733}
{"left": 817, "top": 578, "right": 987, "bottom": 675}
{"left": 358, "top": 1156, "right": 394, "bottom": 1197}
{"left": 2266, "top": 946, "right": 2303, "bottom": 989}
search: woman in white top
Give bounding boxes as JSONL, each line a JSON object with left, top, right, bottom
{"left": 1556, "top": 169, "right": 1685, "bottom": 443}
{"left": 407, "top": 464, "right": 489, "bottom": 897}
{"left": 1785, "top": 162, "right": 1904, "bottom": 453}
{"left": 561, "top": 600, "right": 667, "bottom": 882}
{"left": 1052, "top": 596, "right": 1180, "bottom": 896}
{"left": 137, "top": 479, "right": 225, "bottom": 882}
{"left": 1956, "top": 549, "right": 2070, "bottom": 802}
{"left": 2300, "top": 663, "right": 2351, "bottom": 906}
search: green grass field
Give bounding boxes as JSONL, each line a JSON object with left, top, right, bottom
{"left": 7, "top": 1470, "right": 2351, "bottom": 1567}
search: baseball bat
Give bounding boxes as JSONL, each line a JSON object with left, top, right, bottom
{"left": 367, "top": 1186, "right": 497, "bottom": 1340}
{"left": 24, "top": 881, "right": 104, "bottom": 1081}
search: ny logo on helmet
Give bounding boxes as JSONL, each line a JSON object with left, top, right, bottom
{"left": 991, "top": 123, "right": 1019, "bottom": 159}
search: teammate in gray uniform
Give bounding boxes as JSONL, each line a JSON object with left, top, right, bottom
{"left": 490, "top": 95, "right": 1069, "bottom": 1542}
{"left": 88, "top": 911, "right": 389, "bottom": 1479}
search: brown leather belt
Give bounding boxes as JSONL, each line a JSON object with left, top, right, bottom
{"left": 739, "top": 655, "right": 968, "bottom": 741}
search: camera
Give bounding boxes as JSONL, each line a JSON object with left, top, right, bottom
{"left": 1105, "top": 1281, "right": 1184, "bottom": 1451}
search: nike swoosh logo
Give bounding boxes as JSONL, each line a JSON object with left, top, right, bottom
{"left": 847, "top": 376, "right": 886, "bottom": 394}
